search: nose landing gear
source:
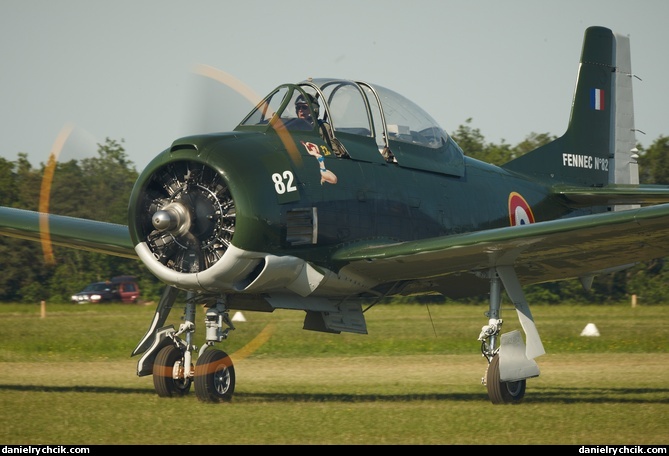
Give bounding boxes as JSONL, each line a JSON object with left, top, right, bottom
{"left": 135, "top": 291, "right": 238, "bottom": 403}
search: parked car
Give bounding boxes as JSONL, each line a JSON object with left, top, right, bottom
{"left": 71, "top": 276, "right": 140, "bottom": 304}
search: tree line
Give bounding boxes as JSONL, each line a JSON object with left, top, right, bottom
{"left": 1, "top": 128, "right": 668, "bottom": 305}
{"left": 0, "top": 139, "right": 165, "bottom": 304}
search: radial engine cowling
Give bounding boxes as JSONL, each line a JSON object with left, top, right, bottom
{"left": 128, "top": 159, "right": 261, "bottom": 292}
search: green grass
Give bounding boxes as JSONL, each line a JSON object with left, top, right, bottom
{"left": 1, "top": 302, "right": 668, "bottom": 444}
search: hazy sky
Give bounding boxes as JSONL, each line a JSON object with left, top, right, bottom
{"left": 2, "top": 0, "right": 668, "bottom": 171}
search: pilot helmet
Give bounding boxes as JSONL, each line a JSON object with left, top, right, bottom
{"left": 295, "top": 93, "right": 319, "bottom": 117}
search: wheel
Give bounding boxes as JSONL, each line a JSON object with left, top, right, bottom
{"left": 485, "top": 353, "right": 526, "bottom": 404}
{"left": 152, "top": 345, "right": 192, "bottom": 397}
{"left": 194, "top": 349, "right": 235, "bottom": 403}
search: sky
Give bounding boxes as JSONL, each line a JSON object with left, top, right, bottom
{"left": 1, "top": 0, "right": 668, "bottom": 171}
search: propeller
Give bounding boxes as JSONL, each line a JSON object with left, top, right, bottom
{"left": 39, "top": 123, "right": 101, "bottom": 264}
{"left": 28, "top": 67, "right": 279, "bottom": 362}
{"left": 36, "top": 66, "right": 258, "bottom": 267}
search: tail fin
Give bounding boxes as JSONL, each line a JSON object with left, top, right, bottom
{"left": 503, "top": 26, "right": 638, "bottom": 188}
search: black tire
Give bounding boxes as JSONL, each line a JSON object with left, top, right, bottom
{"left": 194, "top": 349, "right": 235, "bottom": 403}
{"left": 486, "top": 353, "right": 526, "bottom": 404}
{"left": 152, "top": 345, "right": 192, "bottom": 397}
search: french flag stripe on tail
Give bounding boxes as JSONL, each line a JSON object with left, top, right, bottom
{"left": 591, "top": 88, "right": 605, "bottom": 111}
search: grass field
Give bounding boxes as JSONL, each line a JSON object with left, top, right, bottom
{"left": 1, "top": 301, "right": 668, "bottom": 445}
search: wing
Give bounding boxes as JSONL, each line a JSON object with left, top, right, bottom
{"left": 0, "top": 207, "right": 136, "bottom": 259}
{"left": 332, "top": 203, "right": 669, "bottom": 298}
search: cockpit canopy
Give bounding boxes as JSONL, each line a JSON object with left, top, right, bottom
{"left": 238, "top": 78, "right": 464, "bottom": 176}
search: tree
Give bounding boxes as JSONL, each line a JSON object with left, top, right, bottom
{"left": 0, "top": 157, "right": 17, "bottom": 206}
{"left": 638, "top": 136, "right": 669, "bottom": 185}
{"left": 0, "top": 139, "right": 159, "bottom": 303}
{"left": 450, "top": 119, "right": 485, "bottom": 159}
{"left": 75, "top": 138, "right": 137, "bottom": 223}
{"left": 513, "top": 132, "right": 555, "bottom": 157}
{"left": 450, "top": 120, "right": 551, "bottom": 166}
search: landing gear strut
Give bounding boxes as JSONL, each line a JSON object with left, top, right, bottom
{"left": 132, "top": 290, "right": 237, "bottom": 403}
{"left": 477, "top": 267, "right": 544, "bottom": 404}
{"left": 194, "top": 300, "right": 236, "bottom": 402}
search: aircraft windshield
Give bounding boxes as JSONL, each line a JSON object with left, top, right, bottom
{"left": 238, "top": 78, "right": 450, "bottom": 149}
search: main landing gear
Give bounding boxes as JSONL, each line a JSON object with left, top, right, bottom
{"left": 477, "top": 266, "right": 545, "bottom": 404}
{"left": 132, "top": 288, "right": 237, "bottom": 403}
{"left": 135, "top": 266, "right": 545, "bottom": 405}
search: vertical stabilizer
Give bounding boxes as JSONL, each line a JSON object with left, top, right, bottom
{"left": 503, "top": 27, "right": 637, "bottom": 191}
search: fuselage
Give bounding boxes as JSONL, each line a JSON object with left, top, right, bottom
{"left": 128, "top": 127, "right": 569, "bottom": 296}
{"left": 126, "top": 79, "right": 579, "bottom": 299}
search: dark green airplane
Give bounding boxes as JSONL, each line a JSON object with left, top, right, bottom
{"left": 2, "top": 26, "right": 668, "bottom": 404}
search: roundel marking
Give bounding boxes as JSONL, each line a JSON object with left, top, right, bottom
{"left": 508, "top": 192, "right": 535, "bottom": 226}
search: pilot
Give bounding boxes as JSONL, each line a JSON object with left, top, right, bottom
{"left": 295, "top": 93, "right": 319, "bottom": 126}
{"left": 295, "top": 92, "right": 349, "bottom": 158}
